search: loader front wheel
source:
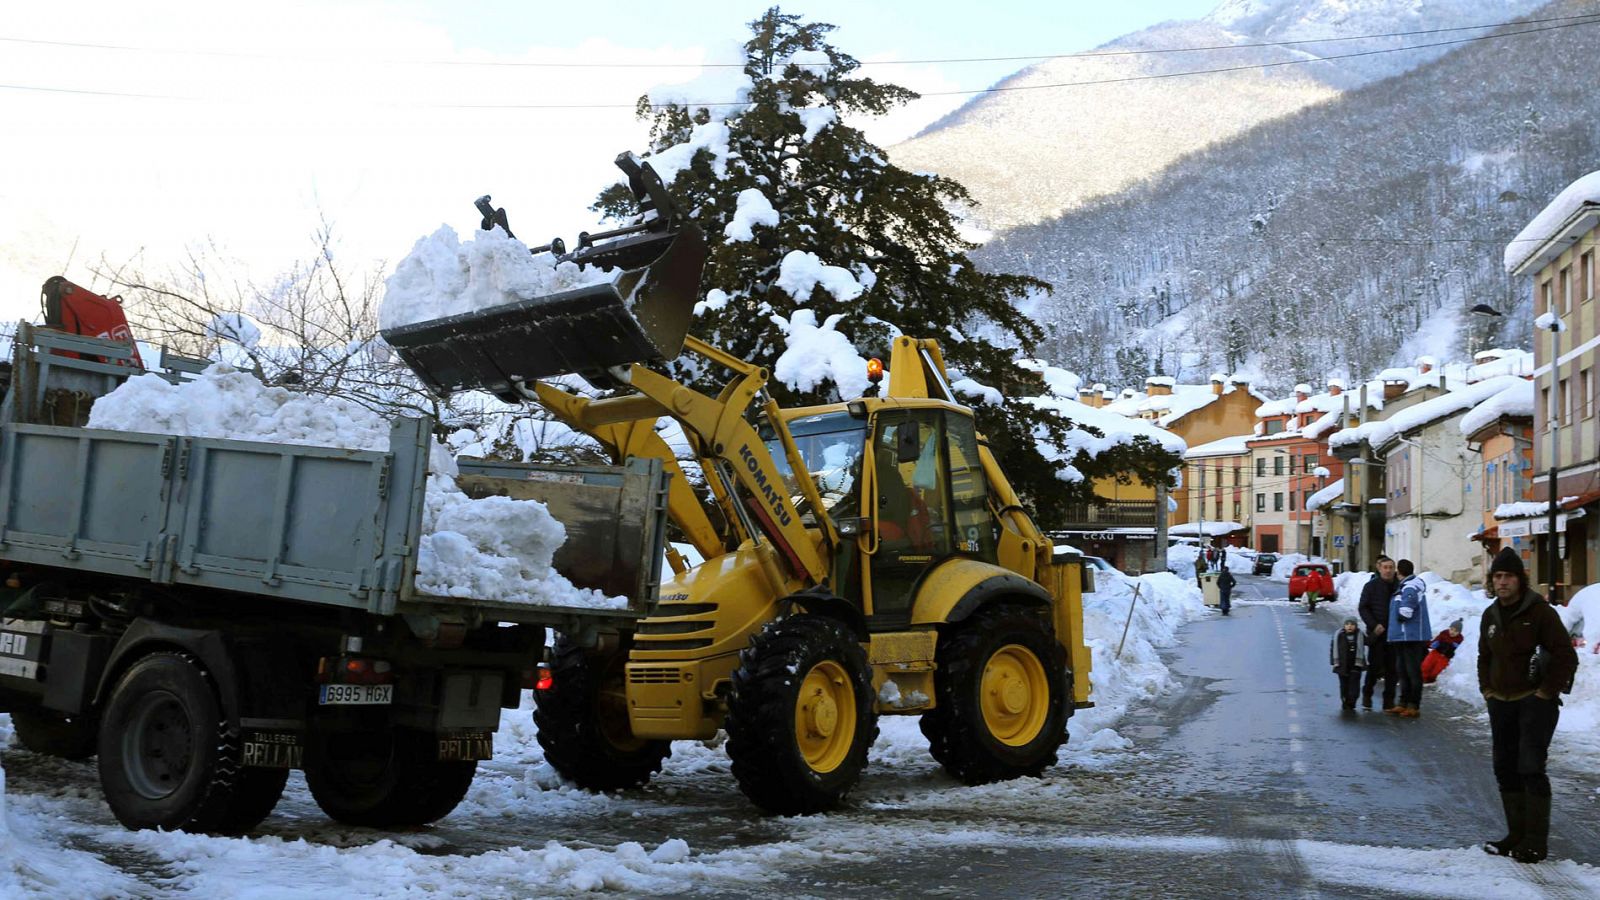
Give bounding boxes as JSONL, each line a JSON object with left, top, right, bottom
{"left": 533, "top": 636, "right": 670, "bottom": 792}
{"left": 921, "top": 605, "right": 1067, "bottom": 784}
{"left": 725, "top": 615, "right": 877, "bottom": 815}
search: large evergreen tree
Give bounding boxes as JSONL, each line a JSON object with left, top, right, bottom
{"left": 596, "top": 7, "right": 1178, "bottom": 520}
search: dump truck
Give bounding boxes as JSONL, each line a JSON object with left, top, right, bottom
{"left": 0, "top": 318, "right": 672, "bottom": 833}
{"left": 382, "top": 154, "right": 1094, "bottom": 814}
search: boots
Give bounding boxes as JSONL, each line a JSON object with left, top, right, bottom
{"left": 1510, "top": 794, "right": 1550, "bottom": 864}
{"left": 1483, "top": 791, "right": 1525, "bottom": 856}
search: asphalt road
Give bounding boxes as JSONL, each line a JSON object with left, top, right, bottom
{"left": 5, "top": 574, "right": 1598, "bottom": 898}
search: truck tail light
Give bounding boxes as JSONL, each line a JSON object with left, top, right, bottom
{"left": 528, "top": 663, "right": 554, "bottom": 692}
{"left": 316, "top": 655, "right": 395, "bottom": 685}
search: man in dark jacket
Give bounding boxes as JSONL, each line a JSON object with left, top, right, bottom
{"left": 1217, "top": 568, "right": 1236, "bottom": 616}
{"left": 1357, "top": 556, "right": 1399, "bottom": 710}
{"left": 1479, "top": 547, "right": 1579, "bottom": 865}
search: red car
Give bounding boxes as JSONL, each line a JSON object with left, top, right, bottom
{"left": 1288, "top": 564, "right": 1336, "bottom": 604}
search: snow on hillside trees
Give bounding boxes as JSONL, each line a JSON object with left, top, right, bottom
{"left": 591, "top": 7, "right": 1180, "bottom": 521}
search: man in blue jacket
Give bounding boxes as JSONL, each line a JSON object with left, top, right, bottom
{"left": 1386, "top": 558, "right": 1432, "bottom": 718}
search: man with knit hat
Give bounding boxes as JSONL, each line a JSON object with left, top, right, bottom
{"left": 1479, "top": 546, "right": 1578, "bottom": 865}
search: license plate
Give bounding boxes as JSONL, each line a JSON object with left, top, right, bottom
{"left": 318, "top": 684, "right": 393, "bottom": 705}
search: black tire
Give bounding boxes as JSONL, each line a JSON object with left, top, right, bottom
{"left": 218, "top": 767, "right": 290, "bottom": 834}
{"left": 97, "top": 651, "right": 263, "bottom": 833}
{"left": 304, "top": 726, "right": 476, "bottom": 827}
{"left": 725, "top": 615, "right": 877, "bottom": 815}
{"left": 920, "top": 605, "right": 1068, "bottom": 785}
{"left": 11, "top": 708, "right": 98, "bottom": 760}
{"left": 533, "top": 636, "right": 670, "bottom": 792}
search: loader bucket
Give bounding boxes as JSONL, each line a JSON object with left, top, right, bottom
{"left": 383, "top": 223, "right": 705, "bottom": 401}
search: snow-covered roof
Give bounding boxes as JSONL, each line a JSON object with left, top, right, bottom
{"left": 1025, "top": 393, "right": 1187, "bottom": 484}
{"left": 1506, "top": 169, "right": 1600, "bottom": 274}
{"left": 1256, "top": 383, "right": 1380, "bottom": 419}
{"left": 1496, "top": 498, "right": 1581, "bottom": 520}
{"left": 1168, "top": 520, "right": 1244, "bottom": 536}
{"left": 1184, "top": 433, "right": 1253, "bottom": 459}
{"left": 1328, "top": 375, "right": 1523, "bottom": 452}
{"left": 1144, "top": 375, "right": 1176, "bottom": 387}
{"left": 1465, "top": 349, "right": 1534, "bottom": 383}
{"left": 1306, "top": 478, "right": 1345, "bottom": 512}
{"left": 1459, "top": 378, "right": 1535, "bottom": 438}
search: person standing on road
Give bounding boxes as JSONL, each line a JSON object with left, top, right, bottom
{"left": 1217, "top": 567, "right": 1236, "bottom": 616}
{"left": 1480, "top": 547, "right": 1578, "bottom": 865}
{"left": 1358, "top": 556, "right": 1400, "bottom": 710}
{"left": 1330, "top": 617, "right": 1368, "bottom": 711}
{"left": 1194, "top": 551, "right": 1206, "bottom": 588}
{"left": 1387, "top": 559, "right": 1431, "bottom": 718}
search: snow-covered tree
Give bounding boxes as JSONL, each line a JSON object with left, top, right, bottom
{"left": 595, "top": 7, "right": 1179, "bottom": 517}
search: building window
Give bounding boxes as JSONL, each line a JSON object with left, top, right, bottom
{"left": 1303, "top": 454, "right": 1318, "bottom": 474}
{"left": 1585, "top": 368, "right": 1595, "bottom": 420}
{"left": 1289, "top": 490, "right": 1296, "bottom": 511}
{"left": 1543, "top": 387, "right": 1552, "bottom": 431}
{"left": 1233, "top": 500, "right": 1242, "bottom": 520}
{"left": 1562, "top": 377, "right": 1574, "bottom": 426}
{"left": 1561, "top": 266, "right": 1573, "bottom": 314}
{"left": 1256, "top": 458, "right": 1267, "bottom": 477}
{"left": 1256, "top": 493, "right": 1266, "bottom": 512}
{"left": 1265, "top": 419, "right": 1285, "bottom": 435}
{"left": 1234, "top": 465, "right": 1242, "bottom": 486}
{"left": 1274, "top": 492, "right": 1284, "bottom": 511}
{"left": 1216, "top": 499, "right": 1224, "bottom": 520}
{"left": 1583, "top": 250, "right": 1595, "bottom": 301}
{"left": 1540, "top": 280, "right": 1553, "bottom": 316}
{"left": 1274, "top": 456, "right": 1285, "bottom": 476}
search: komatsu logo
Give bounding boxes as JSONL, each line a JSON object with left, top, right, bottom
{"left": 0, "top": 632, "right": 28, "bottom": 656}
{"left": 738, "top": 444, "right": 793, "bottom": 527}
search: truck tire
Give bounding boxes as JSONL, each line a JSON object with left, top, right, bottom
{"left": 725, "top": 615, "right": 877, "bottom": 815}
{"left": 533, "top": 636, "right": 670, "bottom": 792}
{"left": 97, "top": 651, "right": 263, "bottom": 833}
{"left": 304, "top": 727, "right": 476, "bottom": 827}
{"left": 920, "top": 605, "right": 1067, "bottom": 785}
{"left": 11, "top": 709, "right": 98, "bottom": 760}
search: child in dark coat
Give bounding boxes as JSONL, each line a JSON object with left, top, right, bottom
{"left": 1420, "top": 618, "right": 1465, "bottom": 683}
{"left": 1330, "top": 617, "right": 1368, "bottom": 710}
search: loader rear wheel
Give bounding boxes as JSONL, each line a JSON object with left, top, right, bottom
{"left": 304, "top": 727, "right": 476, "bottom": 827}
{"left": 533, "top": 636, "right": 670, "bottom": 792}
{"left": 920, "top": 605, "right": 1067, "bottom": 785}
{"left": 97, "top": 651, "right": 262, "bottom": 833}
{"left": 11, "top": 708, "right": 99, "bottom": 760}
{"left": 725, "top": 615, "right": 877, "bottom": 815}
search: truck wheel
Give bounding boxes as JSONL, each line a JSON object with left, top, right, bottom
{"left": 11, "top": 709, "right": 99, "bottom": 760}
{"left": 920, "top": 605, "right": 1067, "bottom": 785}
{"left": 218, "top": 768, "right": 290, "bottom": 833}
{"left": 725, "top": 615, "right": 877, "bottom": 815}
{"left": 304, "top": 727, "right": 476, "bottom": 827}
{"left": 533, "top": 636, "right": 670, "bottom": 791}
{"left": 97, "top": 651, "right": 259, "bottom": 833}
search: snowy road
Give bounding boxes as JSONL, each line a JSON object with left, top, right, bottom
{"left": 4, "top": 574, "right": 1600, "bottom": 898}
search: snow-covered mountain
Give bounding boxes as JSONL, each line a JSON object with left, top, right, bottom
{"left": 890, "top": 0, "right": 1545, "bottom": 231}
{"left": 974, "top": 0, "right": 1600, "bottom": 391}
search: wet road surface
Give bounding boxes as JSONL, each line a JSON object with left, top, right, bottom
{"left": 5, "top": 574, "right": 1599, "bottom": 898}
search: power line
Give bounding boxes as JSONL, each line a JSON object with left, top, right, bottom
{"left": 2, "top": 15, "right": 1597, "bottom": 109}
{"left": 2, "top": 11, "right": 1595, "bottom": 68}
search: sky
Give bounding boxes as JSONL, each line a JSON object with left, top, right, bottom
{"left": 0, "top": 0, "right": 1218, "bottom": 321}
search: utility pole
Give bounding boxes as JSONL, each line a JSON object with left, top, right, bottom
{"left": 1198, "top": 461, "right": 1207, "bottom": 569}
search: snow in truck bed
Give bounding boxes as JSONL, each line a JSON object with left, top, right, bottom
{"left": 86, "top": 365, "right": 623, "bottom": 610}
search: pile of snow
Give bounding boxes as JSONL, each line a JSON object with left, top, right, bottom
{"left": 380, "top": 225, "right": 618, "bottom": 331}
{"left": 1505, "top": 169, "right": 1600, "bottom": 272}
{"left": 86, "top": 366, "right": 620, "bottom": 609}
{"left": 1168, "top": 521, "right": 1243, "bottom": 537}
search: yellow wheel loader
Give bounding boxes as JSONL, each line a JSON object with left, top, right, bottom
{"left": 383, "top": 155, "right": 1093, "bottom": 814}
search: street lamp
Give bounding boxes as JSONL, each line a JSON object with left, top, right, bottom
{"left": 1470, "top": 304, "right": 1504, "bottom": 361}
{"left": 1538, "top": 312, "right": 1566, "bottom": 602}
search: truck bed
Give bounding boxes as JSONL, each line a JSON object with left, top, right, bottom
{"left": 0, "top": 325, "right": 669, "bottom": 628}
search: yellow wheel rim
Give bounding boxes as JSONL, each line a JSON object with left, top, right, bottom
{"left": 794, "top": 660, "right": 856, "bottom": 773}
{"left": 980, "top": 644, "right": 1049, "bottom": 747}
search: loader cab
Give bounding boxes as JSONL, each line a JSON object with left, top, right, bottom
{"left": 864, "top": 404, "right": 996, "bottom": 627}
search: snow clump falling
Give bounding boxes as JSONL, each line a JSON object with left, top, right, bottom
{"left": 770, "top": 309, "right": 871, "bottom": 400}
{"left": 380, "top": 225, "right": 618, "bottom": 331}
{"left": 86, "top": 366, "right": 620, "bottom": 609}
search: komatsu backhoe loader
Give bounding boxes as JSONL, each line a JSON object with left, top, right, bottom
{"left": 383, "top": 154, "right": 1093, "bottom": 814}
